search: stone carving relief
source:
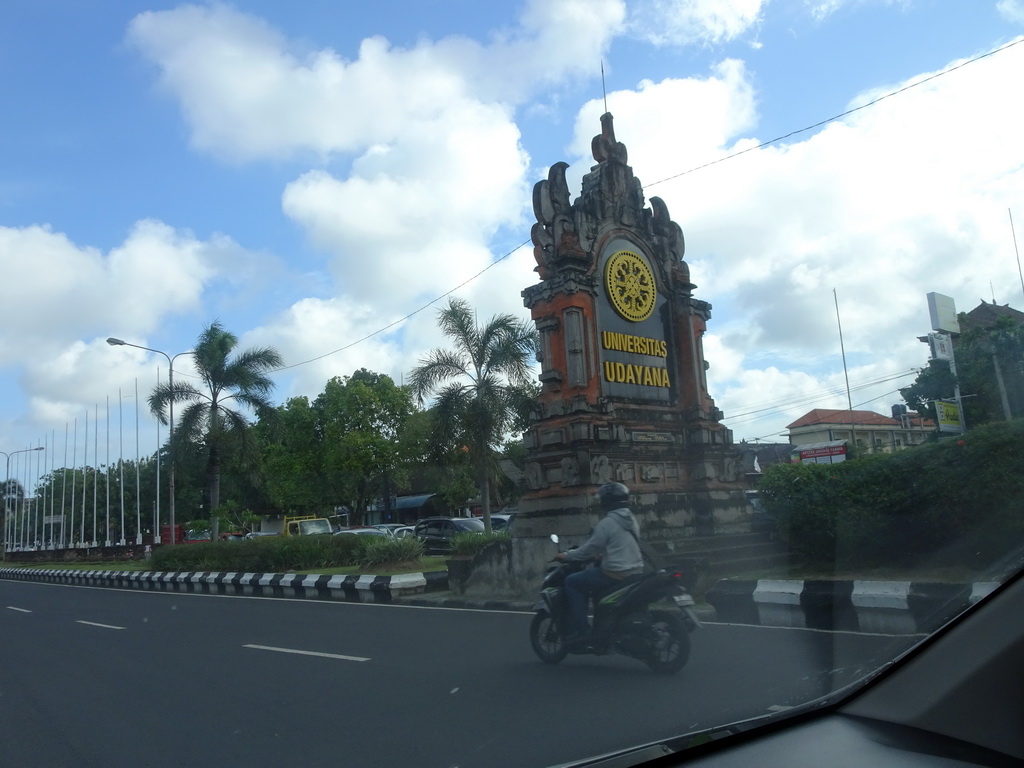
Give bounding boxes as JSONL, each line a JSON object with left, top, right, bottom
{"left": 528, "top": 113, "right": 693, "bottom": 288}
{"left": 641, "top": 464, "right": 663, "bottom": 482}
{"left": 525, "top": 462, "right": 547, "bottom": 490}
{"left": 560, "top": 456, "right": 580, "bottom": 487}
{"left": 590, "top": 455, "right": 612, "bottom": 485}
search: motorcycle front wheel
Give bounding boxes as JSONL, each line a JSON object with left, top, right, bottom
{"left": 644, "top": 611, "right": 691, "bottom": 675}
{"left": 530, "top": 611, "right": 569, "bottom": 664}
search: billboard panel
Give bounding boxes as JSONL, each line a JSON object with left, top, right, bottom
{"left": 935, "top": 400, "right": 963, "bottom": 433}
{"left": 929, "top": 332, "right": 954, "bottom": 361}
{"left": 927, "top": 292, "right": 960, "bottom": 334}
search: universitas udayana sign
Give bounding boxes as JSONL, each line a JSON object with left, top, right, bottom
{"left": 597, "top": 239, "right": 671, "bottom": 403}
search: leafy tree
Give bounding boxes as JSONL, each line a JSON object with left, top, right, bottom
{"left": 256, "top": 369, "right": 419, "bottom": 524}
{"left": 258, "top": 395, "right": 326, "bottom": 515}
{"left": 902, "top": 314, "right": 1024, "bottom": 428}
{"left": 409, "top": 297, "right": 538, "bottom": 532}
{"left": 316, "top": 369, "right": 417, "bottom": 524}
{"left": 149, "top": 321, "right": 282, "bottom": 539}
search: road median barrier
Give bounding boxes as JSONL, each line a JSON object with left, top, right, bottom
{"left": 706, "top": 578, "right": 999, "bottom": 634}
{"left": 0, "top": 566, "right": 449, "bottom": 603}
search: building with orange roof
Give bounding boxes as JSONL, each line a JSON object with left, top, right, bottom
{"left": 785, "top": 407, "right": 934, "bottom": 461}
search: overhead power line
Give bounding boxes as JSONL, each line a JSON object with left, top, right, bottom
{"left": 273, "top": 239, "right": 531, "bottom": 372}
{"left": 275, "top": 36, "right": 1023, "bottom": 373}
{"left": 647, "top": 36, "right": 1024, "bottom": 189}
{"left": 724, "top": 368, "right": 919, "bottom": 424}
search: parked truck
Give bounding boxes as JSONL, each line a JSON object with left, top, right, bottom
{"left": 282, "top": 515, "right": 333, "bottom": 536}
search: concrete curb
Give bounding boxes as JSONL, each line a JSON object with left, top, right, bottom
{"left": 0, "top": 566, "right": 450, "bottom": 603}
{"left": 706, "top": 578, "right": 1000, "bottom": 634}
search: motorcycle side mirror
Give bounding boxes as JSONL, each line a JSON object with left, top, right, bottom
{"left": 550, "top": 534, "right": 559, "bottom": 545}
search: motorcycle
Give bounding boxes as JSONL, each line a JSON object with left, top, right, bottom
{"left": 529, "top": 535, "right": 701, "bottom": 674}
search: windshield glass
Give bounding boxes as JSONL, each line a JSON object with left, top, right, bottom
{"left": 2, "top": 4, "right": 1023, "bottom": 768}
{"left": 299, "top": 519, "right": 332, "bottom": 535}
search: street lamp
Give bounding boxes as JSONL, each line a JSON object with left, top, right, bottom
{"left": 1, "top": 446, "right": 45, "bottom": 556}
{"left": 107, "top": 337, "right": 191, "bottom": 545}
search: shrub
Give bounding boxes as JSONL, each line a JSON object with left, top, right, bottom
{"left": 361, "top": 536, "right": 424, "bottom": 568}
{"left": 758, "top": 419, "right": 1024, "bottom": 572}
{"left": 449, "top": 530, "right": 510, "bottom": 557}
{"left": 150, "top": 535, "right": 365, "bottom": 572}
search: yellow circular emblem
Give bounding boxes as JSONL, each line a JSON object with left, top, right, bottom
{"left": 605, "top": 250, "right": 656, "bottom": 322}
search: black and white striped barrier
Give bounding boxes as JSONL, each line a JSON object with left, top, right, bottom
{"left": 705, "top": 579, "right": 1000, "bottom": 634}
{"left": 0, "top": 567, "right": 448, "bottom": 603}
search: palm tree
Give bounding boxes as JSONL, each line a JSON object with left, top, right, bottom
{"left": 410, "top": 298, "right": 538, "bottom": 532}
{"left": 149, "top": 321, "right": 282, "bottom": 539}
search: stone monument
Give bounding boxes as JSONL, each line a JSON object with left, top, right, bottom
{"left": 489, "top": 113, "right": 751, "bottom": 596}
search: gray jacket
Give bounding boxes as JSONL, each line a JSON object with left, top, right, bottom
{"left": 563, "top": 507, "right": 644, "bottom": 575}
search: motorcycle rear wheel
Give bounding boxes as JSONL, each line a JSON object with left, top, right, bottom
{"left": 644, "top": 611, "right": 691, "bottom": 675}
{"left": 530, "top": 611, "right": 569, "bottom": 664}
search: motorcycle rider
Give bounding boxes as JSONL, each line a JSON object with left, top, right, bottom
{"left": 556, "top": 481, "right": 644, "bottom": 648}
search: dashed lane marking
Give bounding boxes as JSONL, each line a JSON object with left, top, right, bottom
{"left": 243, "top": 643, "right": 370, "bottom": 662}
{"left": 76, "top": 620, "right": 126, "bottom": 630}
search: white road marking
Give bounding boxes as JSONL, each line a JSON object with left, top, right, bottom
{"left": 243, "top": 643, "right": 370, "bottom": 662}
{"left": 6, "top": 606, "right": 32, "bottom": 613}
{"left": 76, "top": 620, "right": 126, "bottom": 630}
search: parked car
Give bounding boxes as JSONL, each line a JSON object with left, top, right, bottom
{"left": 243, "top": 531, "right": 279, "bottom": 540}
{"left": 372, "top": 523, "right": 406, "bottom": 536}
{"left": 333, "top": 527, "right": 387, "bottom": 537}
{"left": 413, "top": 516, "right": 486, "bottom": 555}
{"left": 490, "top": 513, "right": 516, "bottom": 532}
{"left": 392, "top": 526, "right": 416, "bottom": 539}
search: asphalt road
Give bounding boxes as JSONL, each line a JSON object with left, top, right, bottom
{"left": 1, "top": 581, "right": 916, "bottom": 768}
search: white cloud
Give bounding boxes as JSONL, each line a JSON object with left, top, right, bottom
{"left": 997, "top": 0, "right": 1024, "bottom": 24}
{"left": 126, "top": 0, "right": 625, "bottom": 162}
{"left": 125, "top": 0, "right": 616, "bottom": 366}
{"left": 629, "top": 0, "right": 767, "bottom": 46}
{"left": 803, "top": 0, "right": 908, "bottom": 23}
{"left": 279, "top": 100, "right": 531, "bottom": 314}
{"left": 0, "top": 221, "right": 219, "bottom": 365}
{"left": 0, "top": 221, "right": 277, "bottom": 443}
{"left": 569, "top": 59, "right": 758, "bottom": 180}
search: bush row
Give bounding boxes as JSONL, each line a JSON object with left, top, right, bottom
{"left": 758, "top": 419, "right": 1024, "bottom": 572}
{"left": 148, "top": 529, "right": 511, "bottom": 572}
{"left": 151, "top": 535, "right": 368, "bottom": 572}
{"left": 449, "top": 530, "right": 511, "bottom": 556}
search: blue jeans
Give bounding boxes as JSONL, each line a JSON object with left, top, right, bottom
{"left": 564, "top": 567, "right": 616, "bottom": 638}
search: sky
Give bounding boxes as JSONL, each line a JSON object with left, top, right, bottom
{"left": 2, "top": 0, "right": 1024, "bottom": 483}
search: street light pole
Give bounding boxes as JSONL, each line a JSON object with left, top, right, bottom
{"left": 107, "top": 338, "right": 190, "bottom": 545}
{"left": 1, "top": 446, "right": 45, "bottom": 556}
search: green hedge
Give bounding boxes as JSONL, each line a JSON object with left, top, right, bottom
{"left": 361, "top": 536, "right": 425, "bottom": 568}
{"left": 758, "top": 419, "right": 1024, "bottom": 571}
{"left": 449, "top": 531, "right": 510, "bottom": 556}
{"left": 150, "top": 535, "right": 367, "bottom": 572}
